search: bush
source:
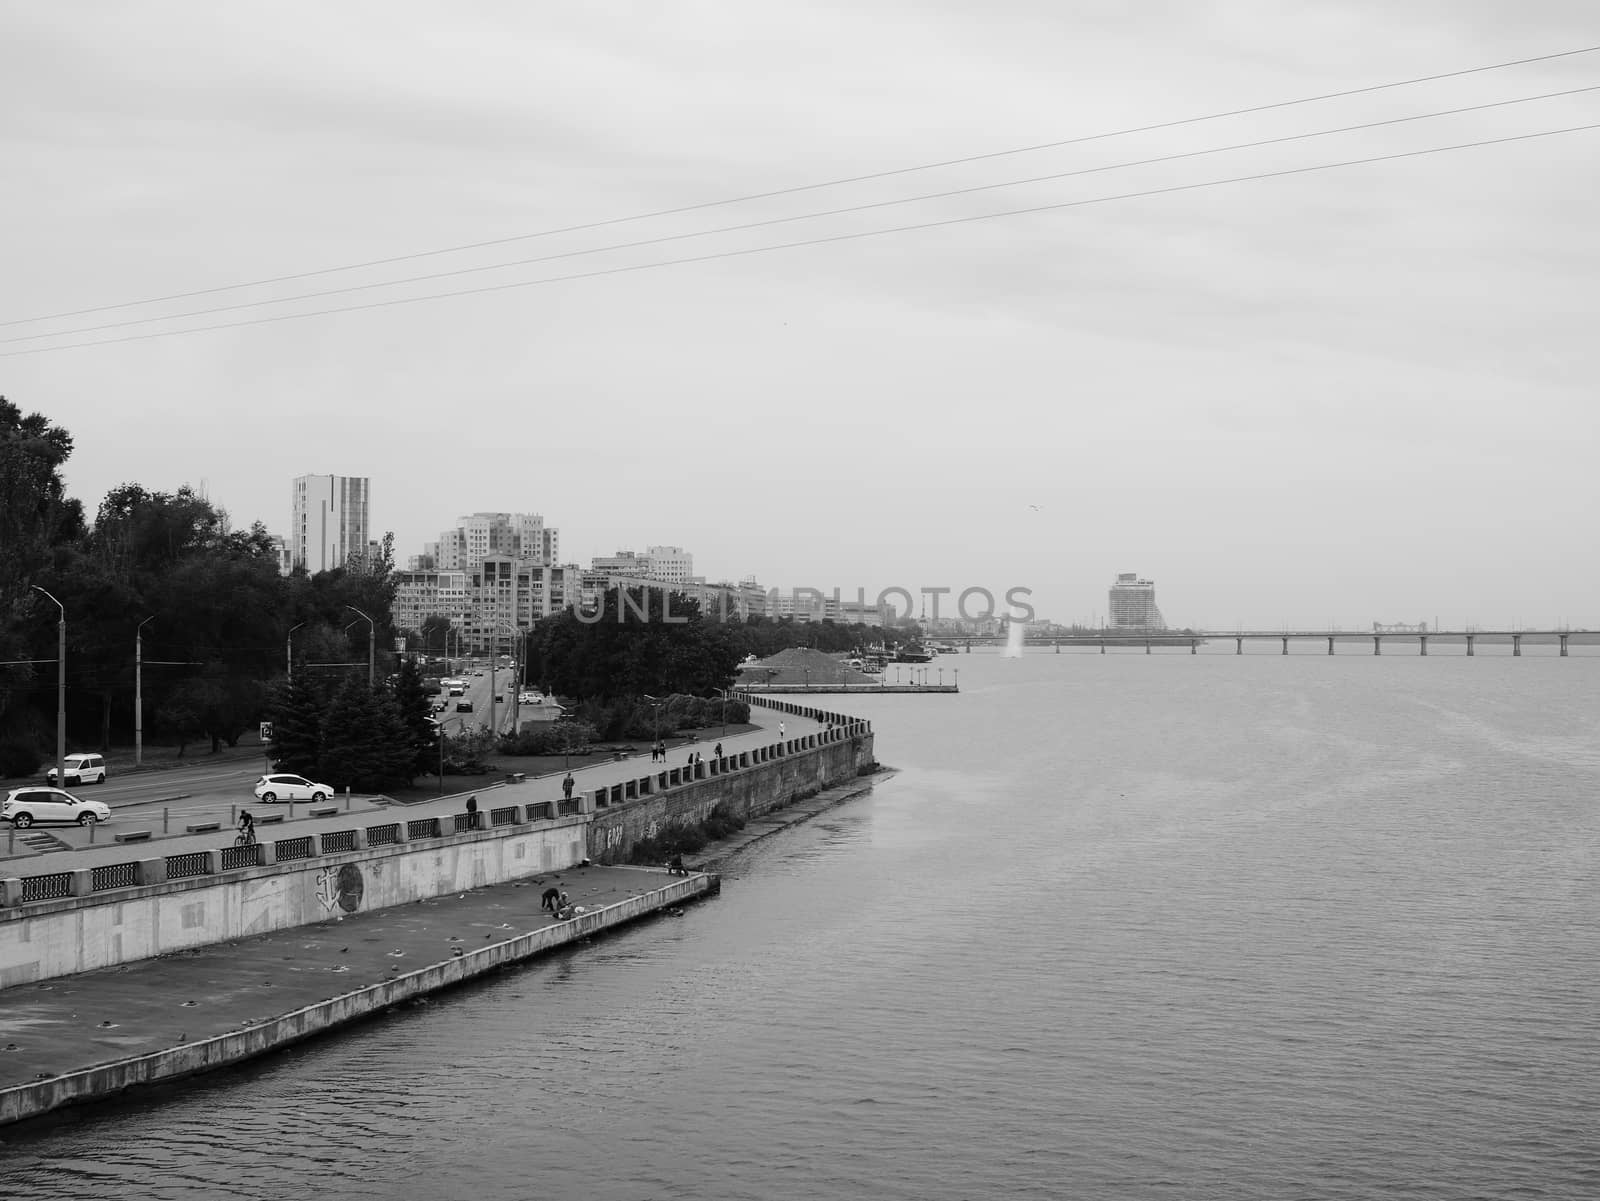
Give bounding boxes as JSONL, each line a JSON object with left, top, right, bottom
{"left": 625, "top": 802, "right": 746, "bottom": 864}
{"left": 498, "top": 721, "right": 597, "bottom": 756}
{"left": 0, "top": 735, "right": 44, "bottom": 780}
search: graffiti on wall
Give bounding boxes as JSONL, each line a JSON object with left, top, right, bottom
{"left": 314, "top": 863, "right": 365, "bottom": 913}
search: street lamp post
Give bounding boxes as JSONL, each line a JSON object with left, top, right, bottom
{"left": 135, "top": 615, "right": 156, "bottom": 767}
{"left": 642, "top": 693, "right": 664, "bottom": 752}
{"left": 30, "top": 586, "right": 66, "bottom": 788}
{"left": 286, "top": 621, "right": 305, "bottom": 679}
{"left": 345, "top": 606, "right": 375, "bottom": 688}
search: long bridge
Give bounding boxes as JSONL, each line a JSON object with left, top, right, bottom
{"left": 935, "top": 630, "right": 1588, "bottom": 656}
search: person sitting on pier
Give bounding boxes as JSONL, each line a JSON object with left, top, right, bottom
{"left": 668, "top": 853, "right": 688, "bottom": 875}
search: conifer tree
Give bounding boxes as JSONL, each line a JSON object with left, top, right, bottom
{"left": 392, "top": 657, "right": 436, "bottom": 778}
{"left": 267, "top": 668, "right": 326, "bottom": 777}
{"left": 321, "top": 677, "right": 393, "bottom": 791}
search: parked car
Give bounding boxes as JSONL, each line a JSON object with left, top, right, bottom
{"left": 2, "top": 786, "right": 112, "bottom": 828}
{"left": 253, "top": 773, "right": 333, "bottom": 803}
{"left": 45, "top": 753, "right": 107, "bottom": 786}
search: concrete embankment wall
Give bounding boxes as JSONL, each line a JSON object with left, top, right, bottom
{"left": 589, "top": 725, "right": 874, "bottom": 864}
{"left": 0, "top": 873, "right": 717, "bottom": 1128}
{"left": 0, "top": 815, "right": 590, "bottom": 989}
{"left": 2, "top": 711, "right": 873, "bottom": 988}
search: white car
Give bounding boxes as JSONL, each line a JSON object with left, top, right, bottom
{"left": 45, "top": 753, "right": 107, "bottom": 786}
{"left": 2, "top": 787, "right": 113, "bottom": 828}
{"left": 253, "top": 773, "right": 333, "bottom": 803}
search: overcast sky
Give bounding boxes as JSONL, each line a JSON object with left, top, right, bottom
{"left": 4, "top": 1, "right": 1597, "bottom": 629}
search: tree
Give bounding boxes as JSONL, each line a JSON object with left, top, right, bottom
{"left": 0, "top": 398, "right": 85, "bottom": 736}
{"left": 528, "top": 587, "right": 740, "bottom": 702}
{"left": 266, "top": 669, "right": 327, "bottom": 776}
{"left": 319, "top": 678, "right": 413, "bottom": 791}
{"left": 392, "top": 658, "right": 436, "bottom": 777}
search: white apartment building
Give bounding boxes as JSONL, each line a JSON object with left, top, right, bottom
{"left": 645, "top": 545, "right": 693, "bottom": 585}
{"left": 463, "top": 559, "right": 580, "bottom": 652}
{"left": 429, "top": 513, "right": 559, "bottom": 571}
{"left": 392, "top": 570, "right": 471, "bottom": 635}
{"left": 290, "top": 474, "right": 369, "bottom": 573}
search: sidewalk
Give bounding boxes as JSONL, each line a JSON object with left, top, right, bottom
{"left": 0, "top": 864, "right": 702, "bottom": 1106}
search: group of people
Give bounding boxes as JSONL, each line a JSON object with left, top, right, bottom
{"left": 649, "top": 741, "right": 669, "bottom": 763}
{"left": 541, "top": 886, "right": 582, "bottom": 921}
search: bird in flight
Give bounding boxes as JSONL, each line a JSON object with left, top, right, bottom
{"left": 1027, "top": 504, "right": 1043, "bottom": 511}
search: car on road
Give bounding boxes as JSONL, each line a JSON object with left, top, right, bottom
{"left": 253, "top": 773, "right": 333, "bottom": 803}
{"left": 456, "top": 700, "right": 474, "bottom": 712}
{"left": 2, "top": 786, "right": 113, "bottom": 828}
{"left": 44, "top": 753, "right": 107, "bottom": 786}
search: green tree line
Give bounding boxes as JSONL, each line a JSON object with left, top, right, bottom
{"left": 0, "top": 397, "right": 401, "bottom": 776}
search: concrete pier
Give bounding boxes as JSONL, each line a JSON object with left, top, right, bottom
{"left": 0, "top": 867, "right": 717, "bottom": 1128}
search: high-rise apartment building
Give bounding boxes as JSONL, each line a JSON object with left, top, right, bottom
{"left": 644, "top": 545, "right": 694, "bottom": 585}
{"left": 290, "top": 475, "right": 370, "bottom": 573}
{"left": 428, "top": 513, "right": 558, "bottom": 571}
{"left": 1108, "top": 573, "right": 1165, "bottom": 629}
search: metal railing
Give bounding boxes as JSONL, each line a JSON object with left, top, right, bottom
{"left": 166, "top": 851, "right": 212, "bottom": 881}
{"left": 220, "top": 844, "right": 262, "bottom": 871}
{"left": 274, "top": 835, "right": 315, "bottom": 862}
{"left": 91, "top": 863, "right": 138, "bottom": 892}
{"left": 320, "top": 829, "right": 357, "bottom": 854}
{"left": 490, "top": 805, "right": 519, "bottom": 827}
{"left": 21, "top": 872, "right": 73, "bottom": 902}
{"left": 366, "top": 822, "right": 402, "bottom": 846}
{"left": 407, "top": 817, "right": 441, "bottom": 840}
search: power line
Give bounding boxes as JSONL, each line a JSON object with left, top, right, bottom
{"left": 8, "top": 85, "right": 1595, "bottom": 346}
{"left": 4, "top": 43, "right": 1597, "bottom": 329}
{"left": 8, "top": 121, "right": 1595, "bottom": 359}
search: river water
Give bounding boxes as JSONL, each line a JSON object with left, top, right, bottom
{"left": 4, "top": 647, "right": 1599, "bottom": 1199}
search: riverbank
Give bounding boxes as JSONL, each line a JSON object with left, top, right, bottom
{"left": 0, "top": 866, "right": 716, "bottom": 1128}
{"left": 0, "top": 764, "right": 889, "bottom": 1130}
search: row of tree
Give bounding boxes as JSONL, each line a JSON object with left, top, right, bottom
{"left": 3, "top": 395, "right": 919, "bottom": 778}
{"left": 1, "top": 397, "right": 402, "bottom": 774}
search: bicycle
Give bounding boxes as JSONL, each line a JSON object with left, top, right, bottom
{"left": 234, "top": 827, "right": 257, "bottom": 848}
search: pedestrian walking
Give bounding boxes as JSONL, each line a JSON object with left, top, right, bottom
{"left": 714, "top": 742, "right": 722, "bottom": 759}
{"left": 465, "top": 795, "right": 478, "bottom": 830}
{"left": 562, "top": 772, "right": 575, "bottom": 800}
{"left": 779, "top": 721, "right": 786, "bottom": 739}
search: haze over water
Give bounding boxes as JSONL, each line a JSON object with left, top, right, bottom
{"left": 5, "top": 646, "right": 1598, "bottom": 1200}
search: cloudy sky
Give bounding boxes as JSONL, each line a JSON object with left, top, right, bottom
{"left": 4, "top": 1, "right": 1597, "bottom": 629}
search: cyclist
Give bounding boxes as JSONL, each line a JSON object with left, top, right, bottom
{"left": 236, "top": 809, "right": 256, "bottom": 846}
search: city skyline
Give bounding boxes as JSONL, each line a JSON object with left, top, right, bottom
{"left": 5, "top": 4, "right": 1597, "bottom": 629}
